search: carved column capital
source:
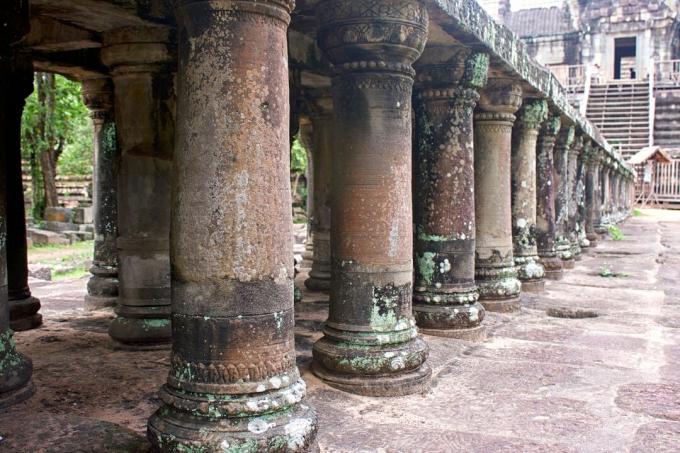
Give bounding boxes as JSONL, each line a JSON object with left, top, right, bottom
{"left": 515, "top": 99, "right": 548, "bottom": 133}
{"left": 317, "top": 0, "right": 428, "bottom": 74}
{"left": 477, "top": 77, "right": 523, "bottom": 117}
{"left": 81, "top": 78, "right": 114, "bottom": 123}
{"left": 540, "top": 112, "right": 562, "bottom": 139}
{"left": 101, "top": 26, "right": 175, "bottom": 74}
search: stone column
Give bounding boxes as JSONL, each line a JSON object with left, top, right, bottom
{"left": 147, "top": 1, "right": 318, "bottom": 450}
{"left": 576, "top": 140, "right": 591, "bottom": 252}
{"left": 597, "top": 159, "right": 611, "bottom": 232}
{"left": 0, "top": 0, "right": 35, "bottom": 408}
{"left": 82, "top": 78, "right": 119, "bottom": 310}
{"left": 305, "top": 93, "right": 333, "bottom": 291}
{"left": 101, "top": 27, "right": 174, "bottom": 348}
{"left": 474, "top": 78, "right": 523, "bottom": 312}
{"left": 593, "top": 152, "right": 607, "bottom": 235}
{"left": 6, "top": 52, "right": 41, "bottom": 332}
{"left": 299, "top": 118, "right": 315, "bottom": 262}
{"left": 584, "top": 144, "right": 600, "bottom": 246}
{"left": 566, "top": 134, "right": 583, "bottom": 260}
{"left": 536, "top": 114, "right": 563, "bottom": 280}
{"left": 553, "top": 126, "right": 574, "bottom": 269}
{"left": 511, "top": 99, "right": 547, "bottom": 292}
{"left": 412, "top": 51, "right": 489, "bottom": 339}
{"left": 311, "top": 0, "right": 431, "bottom": 396}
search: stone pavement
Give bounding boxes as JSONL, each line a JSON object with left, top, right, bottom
{"left": 1, "top": 209, "right": 679, "bottom": 452}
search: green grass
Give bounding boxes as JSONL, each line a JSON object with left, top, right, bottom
{"left": 607, "top": 225, "right": 625, "bottom": 241}
{"left": 28, "top": 240, "right": 94, "bottom": 252}
{"left": 53, "top": 266, "right": 90, "bottom": 281}
{"left": 632, "top": 209, "right": 643, "bottom": 217}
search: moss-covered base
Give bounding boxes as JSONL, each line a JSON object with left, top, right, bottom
{"left": 311, "top": 360, "right": 431, "bottom": 397}
{"left": 108, "top": 317, "right": 171, "bottom": 350}
{"left": 148, "top": 399, "right": 317, "bottom": 452}
{"left": 419, "top": 324, "right": 487, "bottom": 341}
{"left": 0, "top": 330, "right": 34, "bottom": 409}
{"left": 413, "top": 300, "right": 484, "bottom": 332}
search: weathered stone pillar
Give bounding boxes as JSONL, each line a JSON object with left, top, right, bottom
{"left": 576, "top": 140, "right": 591, "bottom": 252}
{"left": 511, "top": 99, "right": 547, "bottom": 292}
{"left": 566, "top": 134, "right": 583, "bottom": 260}
{"left": 299, "top": 118, "right": 315, "bottom": 262}
{"left": 593, "top": 152, "right": 607, "bottom": 235}
{"left": 305, "top": 93, "right": 333, "bottom": 291}
{"left": 311, "top": 0, "right": 431, "bottom": 396}
{"left": 0, "top": 0, "right": 35, "bottom": 408}
{"left": 474, "top": 78, "right": 523, "bottom": 312}
{"left": 147, "top": 1, "right": 318, "bottom": 449}
{"left": 6, "top": 52, "right": 41, "bottom": 332}
{"left": 598, "top": 159, "right": 611, "bottom": 232}
{"left": 536, "top": 114, "right": 563, "bottom": 280}
{"left": 82, "top": 78, "right": 119, "bottom": 310}
{"left": 101, "top": 27, "right": 174, "bottom": 348}
{"left": 553, "top": 126, "right": 574, "bottom": 269}
{"left": 584, "top": 144, "right": 600, "bottom": 246}
{"left": 412, "top": 51, "right": 488, "bottom": 339}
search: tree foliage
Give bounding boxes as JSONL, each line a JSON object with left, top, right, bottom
{"left": 20, "top": 73, "right": 92, "bottom": 219}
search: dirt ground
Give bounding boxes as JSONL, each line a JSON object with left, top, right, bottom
{"left": 1, "top": 209, "right": 680, "bottom": 452}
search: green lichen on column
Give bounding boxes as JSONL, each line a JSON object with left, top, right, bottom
{"left": 463, "top": 52, "right": 489, "bottom": 89}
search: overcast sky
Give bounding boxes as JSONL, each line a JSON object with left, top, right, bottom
{"left": 511, "top": 0, "right": 563, "bottom": 10}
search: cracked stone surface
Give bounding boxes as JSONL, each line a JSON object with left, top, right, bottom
{"left": 1, "top": 209, "right": 679, "bottom": 452}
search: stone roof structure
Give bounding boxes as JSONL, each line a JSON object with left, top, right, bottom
{"left": 505, "top": 6, "right": 575, "bottom": 38}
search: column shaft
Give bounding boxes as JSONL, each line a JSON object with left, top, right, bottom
{"left": 536, "top": 114, "right": 564, "bottom": 280}
{"left": 584, "top": 146, "right": 600, "bottom": 245}
{"left": 102, "top": 27, "right": 174, "bottom": 347}
{"left": 413, "top": 51, "right": 488, "bottom": 339}
{"left": 82, "top": 78, "right": 119, "bottom": 310}
{"left": 511, "top": 99, "right": 547, "bottom": 292}
{"left": 147, "top": 1, "right": 317, "bottom": 449}
{"left": 311, "top": 0, "right": 431, "bottom": 396}
{"left": 553, "top": 126, "right": 575, "bottom": 269}
{"left": 305, "top": 94, "right": 333, "bottom": 291}
{"left": 566, "top": 136, "right": 583, "bottom": 260}
{"left": 7, "top": 53, "right": 41, "bottom": 332}
{"left": 0, "top": 2, "right": 34, "bottom": 408}
{"left": 474, "top": 78, "right": 523, "bottom": 312}
{"left": 576, "top": 141, "right": 591, "bottom": 251}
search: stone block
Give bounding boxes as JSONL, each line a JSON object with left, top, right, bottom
{"left": 63, "top": 230, "right": 94, "bottom": 242}
{"left": 28, "top": 264, "right": 52, "bottom": 281}
{"left": 44, "top": 207, "right": 73, "bottom": 223}
{"left": 72, "top": 207, "right": 94, "bottom": 224}
{"left": 43, "top": 221, "right": 80, "bottom": 233}
{"left": 27, "top": 228, "right": 70, "bottom": 246}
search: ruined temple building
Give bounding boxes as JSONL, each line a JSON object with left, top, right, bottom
{"left": 483, "top": 0, "right": 680, "bottom": 205}
{"left": 0, "top": 0, "right": 639, "bottom": 451}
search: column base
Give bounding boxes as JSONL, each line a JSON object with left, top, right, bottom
{"left": 561, "top": 259, "right": 575, "bottom": 270}
{"left": 413, "top": 293, "right": 484, "bottom": 337}
{"left": 304, "top": 270, "right": 330, "bottom": 291}
{"left": 0, "top": 380, "right": 35, "bottom": 410}
{"left": 311, "top": 360, "right": 431, "bottom": 397}
{"left": 84, "top": 295, "right": 118, "bottom": 311}
{"left": 312, "top": 332, "right": 430, "bottom": 397}
{"left": 108, "top": 316, "right": 171, "bottom": 350}
{"left": 476, "top": 269, "right": 522, "bottom": 313}
{"left": 538, "top": 255, "right": 563, "bottom": 280}
{"left": 520, "top": 279, "right": 545, "bottom": 293}
{"left": 148, "top": 390, "right": 318, "bottom": 452}
{"left": 479, "top": 296, "right": 521, "bottom": 313}
{"left": 418, "top": 324, "right": 487, "bottom": 341}
{"left": 9, "top": 296, "right": 43, "bottom": 331}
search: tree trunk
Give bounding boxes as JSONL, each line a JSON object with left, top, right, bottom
{"left": 39, "top": 147, "right": 59, "bottom": 208}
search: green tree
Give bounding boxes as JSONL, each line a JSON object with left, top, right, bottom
{"left": 21, "top": 72, "right": 91, "bottom": 219}
{"left": 290, "top": 135, "right": 308, "bottom": 206}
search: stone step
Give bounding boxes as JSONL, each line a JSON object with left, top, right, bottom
{"left": 63, "top": 230, "right": 94, "bottom": 242}
{"left": 26, "top": 228, "right": 71, "bottom": 246}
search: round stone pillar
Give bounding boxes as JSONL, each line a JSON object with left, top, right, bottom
{"left": 6, "top": 52, "right": 41, "bottom": 332}
{"left": 593, "top": 152, "right": 606, "bottom": 235}
{"left": 305, "top": 93, "right": 333, "bottom": 292}
{"left": 576, "top": 140, "right": 591, "bottom": 252}
{"left": 553, "top": 126, "right": 574, "bottom": 269}
{"left": 82, "top": 78, "right": 119, "bottom": 310}
{"left": 566, "top": 135, "right": 583, "bottom": 260}
{"left": 412, "top": 51, "right": 489, "bottom": 339}
{"left": 299, "top": 119, "right": 315, "bottom": 263}
{"left": 101, "top": 27, "right": 174, "bottom": 348}
{"left": 311, "top": 0, "right": 432, "bottom": 396}
{"left": 597, "top": 159, "right": 611, "bottom": 233}
{"left": 584, "top": 143, "right": 600, "bottom": 246}
{"left": 536, "top": 114, "right": 563, "bottom": 280}
{"left": 0, "top": 1, "right": 35, "bottom": 408}
{"left": 474, "top": 78, "right": 523, "bottom": 312}
{"left": 147, "top": 1, "right": 318, "bottom": 450}
{"left": 511, "top": 99, "right": 547, "bottom": 292}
